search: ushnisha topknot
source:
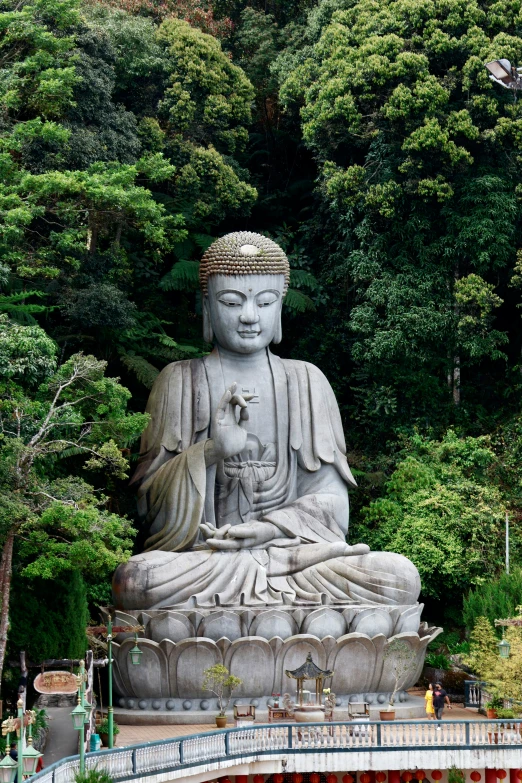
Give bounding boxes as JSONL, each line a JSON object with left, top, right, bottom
{"left": 199, "top": 231, "right": 290, "bottom": 297}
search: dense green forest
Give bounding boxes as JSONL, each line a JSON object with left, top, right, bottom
{"left": 3, "top": 0, "right": 522, "bottom": 691}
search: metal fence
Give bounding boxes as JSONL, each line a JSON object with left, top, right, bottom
{"left": 31, "top": 719, "right": 522, "bottom": 783}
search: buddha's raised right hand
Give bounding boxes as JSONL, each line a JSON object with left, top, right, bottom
{"left": 204, "top": 382, "right": 254, "bottom": 464}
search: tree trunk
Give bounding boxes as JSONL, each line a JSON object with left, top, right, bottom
{"left": 0, "top": 529, "right": 15, "bottom": 691}
{"left": 453, "top": 354, "right": 461, "bottom": 405}
{"left": 19, "top": 650, "right": 28, "bottom": 710}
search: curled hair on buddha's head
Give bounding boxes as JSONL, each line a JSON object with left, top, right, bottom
{"left": 199, "top": 231, "right": 290, "bottom": 297}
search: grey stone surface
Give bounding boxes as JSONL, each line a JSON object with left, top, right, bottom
{"left": 113, "top": 695, "right": 428, "bottom": 724}
{"left": 113, "top": 232, "right": 421, "bottom": 613}
{"left": 113, "top": 625, "right": 442, "bottom": 703}
{"left": 109, "top": 231, "right": 439, "bottom": 706}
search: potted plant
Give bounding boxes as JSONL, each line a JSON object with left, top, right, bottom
{"left": 380, "top": 639, "right": 417, "bottom": 721}
{"left": 98, "top": 717, "right": 120, "bottom": 747}
{"left": 485, "top": 695, "right": 503, "bottom": 719}
{"left": 202, "top": 664, "right": 242, "bottom": 728}
{"left": 272, "top": 692, "right": 281, "bottom": 708}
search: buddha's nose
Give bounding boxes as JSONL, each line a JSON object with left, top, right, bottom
{"left": 240, "top": 303, "right": 260, "bottom": 323}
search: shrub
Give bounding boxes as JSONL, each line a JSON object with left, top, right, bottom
{"left": 463, "top": 569, "right": 522, "bottom": 631}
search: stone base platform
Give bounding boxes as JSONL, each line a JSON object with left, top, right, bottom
{"left": 108, "top": 605, "right": 441, "bottom": 710}
{"left": 114, "top": 696, "right": 427, "bottom": 725}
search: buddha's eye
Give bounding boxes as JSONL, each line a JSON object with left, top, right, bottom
{"left": 218, "top": 297, "right": 242, "bottom": 307}
{"left": 257, "top": 296, "right": 278, "bottom": 307}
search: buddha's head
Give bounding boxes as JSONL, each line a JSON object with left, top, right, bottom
{"left": 200, "top": 232, "right": 290, "bottom": 354}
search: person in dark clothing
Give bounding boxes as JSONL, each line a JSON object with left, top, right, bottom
{"left": 433, "top": 682, "right": 451, "bottom": 726}
{"left": 9, "top": 743, "right": 17, "bottom": 761}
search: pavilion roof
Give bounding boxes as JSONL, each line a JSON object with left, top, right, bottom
{"left": 285, "top": 652, "right": 333, "bottom": 681}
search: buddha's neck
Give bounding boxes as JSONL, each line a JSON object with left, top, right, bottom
{"left": 216, "top": 344, "right": 271, "bottom": 370}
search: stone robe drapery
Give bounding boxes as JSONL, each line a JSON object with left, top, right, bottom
{"left": 113, "top": 349, "right": 421, "bottom": 609}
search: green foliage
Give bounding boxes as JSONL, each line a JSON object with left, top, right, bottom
{"left": 0, "top": 319, "right": 143, "bottom": 589}
{"left": 96, "top": 718, "right": 120, "bottom": 736}
{"left": 463, "top": 570, "right": 522, "bottom": 631}
{"left": 75, "top": 771, "right": 114, "bottom": 783}
{"left": 464, "top": 616, "right": 498, "bottom": 677}
{"left": 276, "top": 0, "right": 522, "bottom": 440}
{"left": 202, "top": 663, "right": 242, "bottom": 715}
{"left": 8, "top": 570, "right": 88, "bottom": 661}
{"left": 424, "top": 653, "right": 451, "bottom": 671}
{"left": 358, "top": 430, "right": 510, "bottom": 602}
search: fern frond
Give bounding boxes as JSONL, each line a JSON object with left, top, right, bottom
{"left": 290, "top": 270, "right": 319, "bottom": 290}
{"left": 284, "top": 288, "right": 316, "bottom": 313}
{"left": 193, "top": 233, "right": 215, "bottom": 251}
{"left": 173, "top": 238, "right": 195, "bottom": 261}
{"left": 159, "top": 260, "right": 200, "bottom": 291}
{"left": 120, "top": 352, "right": 160, "bottom": 388}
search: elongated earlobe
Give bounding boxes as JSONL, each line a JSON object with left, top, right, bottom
{"left": 203, "top": 299, "right": 214, "bottom": 344}
{"left": 272, "top": 307, "right": 282, "bottom": 344}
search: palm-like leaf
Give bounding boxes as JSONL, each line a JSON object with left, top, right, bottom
{"left": 159, "top": 260, "right": 200, "bottom": 291}
{"left": 284, "top": 288, "right": 316, "bottom": 312}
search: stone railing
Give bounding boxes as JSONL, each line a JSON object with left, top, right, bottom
{"left": 29, "top": 719, "right": 522, "bottom": 783}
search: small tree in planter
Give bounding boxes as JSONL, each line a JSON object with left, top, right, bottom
{"left": 98, "top": 717, "right": 120, "bottom": 747}
{"left": 381, "top": 639, "right": 417, "bottom": 720}
{"left": 202, "top": 664, "right": 242, "bottom": 727}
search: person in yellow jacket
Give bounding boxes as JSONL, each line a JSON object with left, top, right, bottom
{"left": 425, "top": 683, "right": 435, "bottom": 719}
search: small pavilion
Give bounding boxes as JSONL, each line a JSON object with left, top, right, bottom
{"left": 285, "top": 652, "right": 334, "bottom": 705}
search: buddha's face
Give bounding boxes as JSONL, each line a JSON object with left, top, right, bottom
{"left": 205, "top": 273, "right": 285, "bottom": 354}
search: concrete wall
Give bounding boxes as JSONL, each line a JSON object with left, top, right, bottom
{"left": 132, "top": 748, "right": 522, "bottom": 783}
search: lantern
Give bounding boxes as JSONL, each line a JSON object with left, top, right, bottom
{"left": 403, "top": 774, "right": 413, "bottom": 783}
{"left": 253, "top": 777, "right": 264, "bottom": 783}
{"left": 498, "top": 629, "right": 511, "bottom": 659}
{"left": 83, "top": 699, "right": 93, "bottom": 723}
{"left": 376, "top": 774, "right": 386, "bottom": 783}
{"left": 361, "top": 774, "right": 372, "bottom": 783}
{"left": 496, "top": 772, "right": 507, "bottom": 780}
{"left": 416, "top": 772, "right": 425, "bottom": 781}
{"left": 129, "top": 634, "right": 143, "bottom": 666}
{"left": 22, "top": 742, "right": 43, "bottom": 777}
{"left": 343, "top": 776, "right": 355, "bottom": 783}
{"left": 274, "top": 776, "right": 284, "bottom": 783}
{"left": 516, "top": 774, "right": 522, "bottom": 782}
{"left": 470, "top": 773, "right": 481, "bottom": 782}
{"left": 311, "top": 775, "right": 321, "bottom": 783}
{"left": 293, "top": 776, "right": 304, "bottom": 783}
{"left": 327, "top": 776, "right": 338, "bottom": 783}
{"left": 70, "top": 702, "right": 87, "bottom": 731}
{"left": 432, "top": 774, "right": 443, "bottom": 781}
{"left": 0, "top": 754, "right": 17, "bottom": 783}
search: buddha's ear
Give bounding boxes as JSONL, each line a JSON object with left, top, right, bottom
{"left": 202, "top": 297, "right": 214, "bottom": 344}
{"left": 272, "top": 301, "right": 283, "bottom": 344}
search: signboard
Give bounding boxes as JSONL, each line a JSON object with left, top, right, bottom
{"left": 33, "top": 671, "right": 78, "bottom": 694}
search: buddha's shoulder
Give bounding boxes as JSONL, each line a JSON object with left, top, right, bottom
{"left": 151, "top": 358, "right": 207, "bottom": 388}
{"left": 280, "top": 357, "right": 333, "bottom": 388}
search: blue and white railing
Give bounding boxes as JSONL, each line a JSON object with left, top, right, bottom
{"left": 30, "top": 720, "right": 522, "bottom": 783}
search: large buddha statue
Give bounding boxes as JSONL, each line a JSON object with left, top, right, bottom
{"left": 113, "top": 232, "right": 420, "bottom": 611}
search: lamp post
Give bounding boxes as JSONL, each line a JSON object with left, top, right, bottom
{"left": 494, "top": 615, "right": 522, "bottom": 658}
{"left": 70, "top": 660, "right": 88, "bottom": 774}
{"left": 0, "top": 731, "right": 17, "bottom": 783}
{"left": 87, "top": 618, "right": 142, "bottom": 750}
{"left": 485, "top": 59, "right": 522, "bottom": 93}
{"left": 1, "top": 701, "right": 42, "bottom": 782}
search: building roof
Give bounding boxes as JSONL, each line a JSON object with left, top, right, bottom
{"left": 285, "top": 652, "right": 333, "bottom": 680}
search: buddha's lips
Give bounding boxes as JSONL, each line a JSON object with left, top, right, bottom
{"left": 238, "top": 330, "right": 260, "bottom": 337}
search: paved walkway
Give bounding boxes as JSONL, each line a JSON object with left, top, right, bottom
{"left": 116, "top": 706, "right": 485, "bottom": 748}
{"left": 44, "top": 707, "right": 79, "bottom": 765}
